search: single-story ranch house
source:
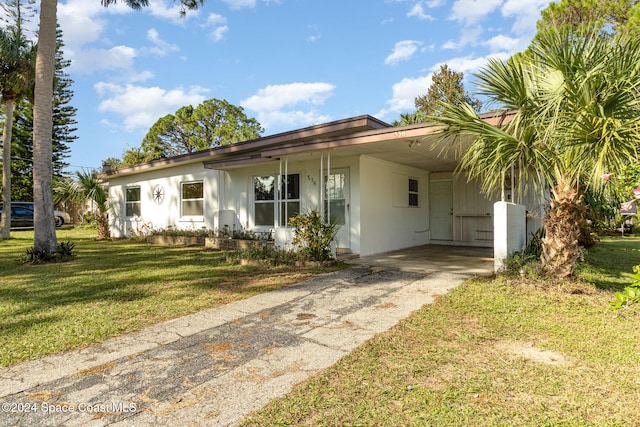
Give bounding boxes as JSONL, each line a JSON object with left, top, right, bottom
{"left": 102, "top": 114, "right": 544, "bottom": 261}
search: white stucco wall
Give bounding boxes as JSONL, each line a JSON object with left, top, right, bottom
{"left": 108, "top": 164, "right": 220, "bottom": 238}
{"left": 224, "top": 155, "right": 360, "bottom": 251}
{"left": 358, "top": 155, "right": 430, "bottom": 256}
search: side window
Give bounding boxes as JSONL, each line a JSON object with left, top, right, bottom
{"left": 182, "top": 181, "right": 204, "bottom": 216}
{"left": 125, "top": 187, "right": 141, "bottom": 217}
{"left": 409, "top": 178, "right": 419, "bottom": 207}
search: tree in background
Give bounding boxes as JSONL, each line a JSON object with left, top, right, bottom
{"left": 119, "top": 98, "right": 263, "bottom": 166}
{"left": 537, "top": 0, "right": 640, "bottom": 229}
{"left": 391, "top": 112, "right": 422, "bottom": 127}
{"left": 432, "top": 27, "right": 640, "bottom": 278}
{"left": 415, "top": 64, "right": 482, "bottom": 119}
{"left": 0, "top": 0, "right": 36, "bottom": 240}
{"left": 538, "top": 0, "right": 640, "bottom": 36}
{"left": 7, "top": 26, "right": 76, "bottom": 203}
{"left": 32, "top": 0, "right": 205, "bottom": 257}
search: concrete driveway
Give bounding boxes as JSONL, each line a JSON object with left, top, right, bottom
{"left": 0, "top": 245, "right": 492, "bottom": 427}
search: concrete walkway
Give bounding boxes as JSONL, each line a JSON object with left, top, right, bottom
{"left": 0, "top": 247, "right": 492, "bottom": 427}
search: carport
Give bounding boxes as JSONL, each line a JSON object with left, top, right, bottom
{"left": 344, "top": 244, "right": 494, "bottom": 275}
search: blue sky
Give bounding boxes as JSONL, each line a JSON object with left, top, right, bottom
{"left": 46, "top": 0, "right": 550, "bottom": 172}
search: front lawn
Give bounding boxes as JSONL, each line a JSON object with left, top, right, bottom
{"left": 241, "top": 236, "right": 640, "bottom": 426}
{"left": 0, "top": 228, "right": 341, "bottom": 367}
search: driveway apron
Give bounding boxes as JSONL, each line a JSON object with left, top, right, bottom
{"left": 0, "top": 255, "right": 488, "bottom": 426}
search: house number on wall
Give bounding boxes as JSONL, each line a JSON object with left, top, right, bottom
{"left": 153, "top": 184, "right": 165, "bottom": 204}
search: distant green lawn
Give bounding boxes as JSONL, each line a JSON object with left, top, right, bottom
{"left": 241, "top": 236, "right": 640, "bottom": 427}
{"left": 0, "top": 228, "right": 341, "bottom": 367}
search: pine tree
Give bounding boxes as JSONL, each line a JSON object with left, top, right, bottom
{"left": 9, "top": 26, "right": 76, "bottom": 201}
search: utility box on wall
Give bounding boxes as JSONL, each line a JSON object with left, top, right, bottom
{"left": 494, "top": 202, "right": 526, "bottom": 272}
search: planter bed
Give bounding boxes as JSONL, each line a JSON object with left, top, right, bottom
{"left": 146, "top": 235, "right": 205, "bottom": 246}
{"left": 205, "top": 237, "right": 274, "bottom": 250}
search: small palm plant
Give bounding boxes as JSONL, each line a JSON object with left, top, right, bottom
{"left": 55, "top": 171, "right": 110, "bottom": 239}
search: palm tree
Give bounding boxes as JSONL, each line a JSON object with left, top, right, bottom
{"left": 0, "top": 0, "right": 36, "bottom": 240}
{"left": 32, "top": 0, "right": 205, "bottom": 256}
{"left": 432, "top": 27, "right": 640, "bottom": 278}
{"left": 54, "top": 171, "right": 110, "bottom": 239}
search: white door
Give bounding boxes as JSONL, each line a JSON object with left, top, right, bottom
{"left": 324, "top": 169, "right": 350, "bottom": 249}
{"left": 430, "top": 180, "right": 453, "bottom": 241}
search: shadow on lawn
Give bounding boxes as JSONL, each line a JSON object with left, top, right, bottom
{"left": 581, "top": 237, "right": 640, "bottom": 292}
{"left": 0, "top": 239, "right": 302, "bottom": 319}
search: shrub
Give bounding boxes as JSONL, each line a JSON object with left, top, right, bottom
{"left": 288, "top": 210, "right": 340, "bottom": 261}
{"left": 610, "top": 265, "right": 640, "bottom": 312}
{"left": 23, "top": 241, "right": 76, "bottom": 264}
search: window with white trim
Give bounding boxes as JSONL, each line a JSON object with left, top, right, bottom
{"left": 181, "top": 181, "right": 204, "bottom": 216}
{"left": 253, "top": 174, "right": 300, "bottom": 227}
{"left": 125, "top": 187, "right": 141, "bottom": 217}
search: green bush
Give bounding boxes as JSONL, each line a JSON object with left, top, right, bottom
{"left": 610, "top": 265, "right": 640, "bottom": 312}
{"left": 288, "top": 210, "right": 340, "bottom": 261}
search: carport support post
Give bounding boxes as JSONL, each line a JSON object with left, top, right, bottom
{"left": 493, "top": 201, "right": 527, "bottom": 273}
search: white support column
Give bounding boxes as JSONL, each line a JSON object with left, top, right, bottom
{"left": 494, "top": 201, "right": 527, "bottom": 272}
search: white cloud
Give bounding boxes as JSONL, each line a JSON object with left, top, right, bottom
{"left": 484, "top": 34, "right": 527, "bottom": 54}
{"left": 145, "top": 0, "right": 200, "bottom": 23}
{"left": 502, "top": 0, "right": 551, "bottom": 35}
{"left": 68, "top": 45, "right": 137, "bottom": 74}
{"left": 203, "top": 13, "right": 229, "bottom": 42}
{"left": 146, "top": 28, "right": 180, "bottom": 56}
{"left": 57, "top": 1, "right": 109, "bottom": 48}
{"left": 241, "top": 82, "right": 336, "bottom": 129}
{"left": 95, "top": 83, "right": 209, "bottom": 130}
{"left": 435, "top": 52, "right": 511, "bottom": 75}
{"left": 450, "top": 0, "right": 503, "bottom": 26}
{"left": 221, "top": 0, "right": 257, "bottom": 9}
{"left": 385, "top": 40, "right": 422, "bottom": 65}
{"left": 458, "top": 26, "right": 484, "bottom": 47}
{"left": 377, "top": 74, "right": 433, "bottom": 117}
{"left": 407, "top": 4, "right": 435, "bottom": 20}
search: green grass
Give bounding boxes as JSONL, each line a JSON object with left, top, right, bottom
{"left": 241, "top": 236, "right": 640, "bottom": 427}
{"left": 0, "top": 227, "right": 342, "bottom": 367}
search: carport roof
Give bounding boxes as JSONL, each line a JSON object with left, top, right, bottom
{"left": 101, "top": 111, "right": 515, "bottom": 178}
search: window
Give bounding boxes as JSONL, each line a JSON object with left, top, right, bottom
{"left": 182, "top": 181, "right": 204, "bottom": 216}
{"left": 253, "top": 174, "right": 300, "bottom": 227}
{"left": 324, "top": 172, "right": 346, "bottom": 225}
{"left": 409, "top": 178, "right": 419, "bottom": 207}
{"left": 126, "top": 187, "right": 141, "bottom": 217}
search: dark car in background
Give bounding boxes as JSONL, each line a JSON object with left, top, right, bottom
{"left": 0, "top": 202, "right": 71, "bottom": 228}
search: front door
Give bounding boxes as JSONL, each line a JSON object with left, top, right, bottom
{"left": 324, "top": 169, "right": 350, "bottom": 249}
{"left": 430, "top": 180, "right": 453, "bottom": 241}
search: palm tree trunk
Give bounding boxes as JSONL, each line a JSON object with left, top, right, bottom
{"left": 1, "top": 100, "right": 15, "bottom": 240}
{"left": 32, "top": 0, "right": 58, "bottom": 254}
{"left": 541, "top": 179, "right": 585, "bottom": 278}
{"left": 97, "top": 213, "right": 110, "bottom": 239}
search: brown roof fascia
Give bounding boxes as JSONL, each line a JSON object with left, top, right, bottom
{"left": 100, "top": 115, "right": 389, "bottom": 179}
{"left": 259, "top": 122, "right": 441, "bottom": 158}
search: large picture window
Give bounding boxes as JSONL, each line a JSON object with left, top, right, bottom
{"left": 125, "top": 187, "right": 141, "bottom": 217}
{"left": 253, "top": 174, "right": 300, "bottom": 227}
{"left": 182, "top": 181, "right": 204, "bottom": 216}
